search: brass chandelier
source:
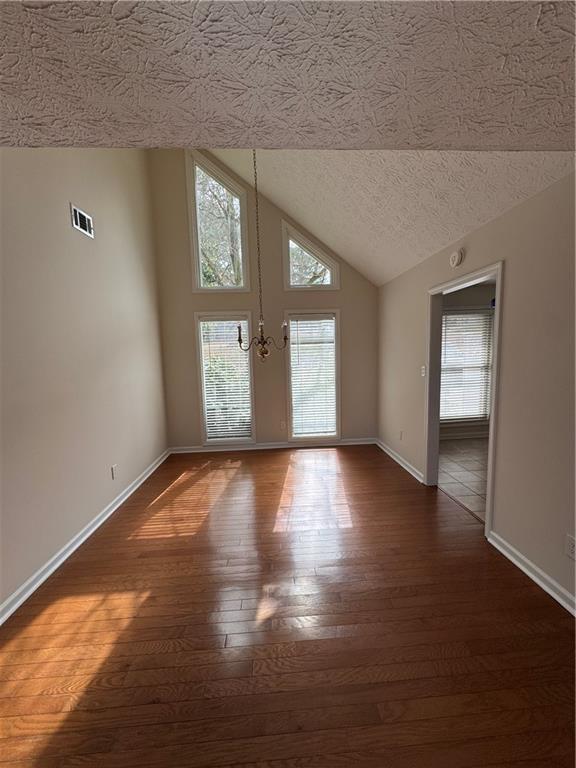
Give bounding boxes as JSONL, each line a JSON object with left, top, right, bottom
{"left": 237, "top": 150, "right": 288, "bottom": 361}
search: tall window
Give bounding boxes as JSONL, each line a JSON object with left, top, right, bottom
{"left": 282, "top": 222, "right": 339, "bottom": 289}
{"left": 288, "top": 313, "right": 338, "bottom": 438}
{"left": 440, "top": 311, "right": 494, "bottom": 421}
{"left": 191, "top": 157, "right": 247, "bottom": 289}
{"left": 198, "top": 317, "right": 253, "bottom": 441}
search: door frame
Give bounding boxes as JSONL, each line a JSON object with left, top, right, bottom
{"left": 423, "top": 261, "right": 504, "bottom": 536}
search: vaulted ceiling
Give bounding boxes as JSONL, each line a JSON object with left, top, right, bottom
{"left": 1, "top": 1, "right": 574, "bottom": 150}
{"left": 2, "top": 1, "right": 573, "bottom": 284}
{"left": 213, "top": 149, "right": 574, "bottom": 284}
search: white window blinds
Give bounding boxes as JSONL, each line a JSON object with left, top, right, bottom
{"left": 289, "top": 315, "right": 337, "bottom": 437}
{"left": 440, "top": 311, "right": 494, "bottom": 421}
{"left": 199, "top": 319, "right": 252, "bottom": 440}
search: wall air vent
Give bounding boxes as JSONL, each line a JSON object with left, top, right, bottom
{"left": 70, "top": 204, "right": 94, "bottom": 238}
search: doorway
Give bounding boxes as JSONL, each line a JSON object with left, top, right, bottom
{"left": 424, "top": 263, "right": 503, "bottom": 532}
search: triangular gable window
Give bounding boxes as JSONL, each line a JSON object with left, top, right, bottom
{"left": 283, "top": 223, "right": 339, "bottom": 289}
{"left": 289, "top": 239, "right": 332, "bottom": 286}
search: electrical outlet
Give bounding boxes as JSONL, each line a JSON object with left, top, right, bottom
{"left": 280, "top": 420, "right": 286, "bottom": 431}
{"left": 565, "top": 534, "right": 575, "bottom": 561}
{"left": 399, "top": 430, "right": 403, "bottom": 441}
{"left": 111, "top": 464, "right": 118, "bottom": 480}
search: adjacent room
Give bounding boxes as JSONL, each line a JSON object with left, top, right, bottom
{"left": 0, "top": 2, "right": 574, "bottom": 766}
{"left": 437, "top": 281, "right": 497, "bottom": 520}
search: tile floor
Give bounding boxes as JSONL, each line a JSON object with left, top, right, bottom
{"left": 438, "top": 437, "right": 489, "bottom": 520}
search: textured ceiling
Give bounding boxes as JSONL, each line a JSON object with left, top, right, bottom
{"left": 1, "top": 1, "right": 574, "bottom": 149}
{"left": 213, "top": 149, "right": 574, "bottom": 284}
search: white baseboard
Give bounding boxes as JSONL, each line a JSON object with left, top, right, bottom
{"left": 375, "top": 440, "right": 424, "bottom": 483}
{"left": 5, "top": 442, "right": 571, "bottom": 628}
{"left": 169, "top": 438, "right": 377, "bottom": 454}
{"left": 0, "top": 440, "right": 376, "bottom": 623}
{"left": 0, "top": 450, "right": 169, "bottom": 626}
{"left": 488, "top": 531, "right": 575, "bottom": 616}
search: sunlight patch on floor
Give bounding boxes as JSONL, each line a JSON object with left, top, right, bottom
{"left": 128, "top": 461, "right": 241, "bottom": 540}
{"left": 274, "top": 450, "right": 352, "bottom": 534}
{"left": 0, "top": 590, "right": 151, "bottom": 653}
{"left": 254, "top": 596, "right": 279, "bottom": 626}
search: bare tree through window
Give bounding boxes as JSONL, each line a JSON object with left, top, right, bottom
{"left": 289, "top": 239, "right": 332, "bottom": 286}
{"left": 195, "top": 165, "right": 244, "bottom": 288}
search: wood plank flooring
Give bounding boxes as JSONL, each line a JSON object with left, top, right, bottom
{"left": 0, "top": 446, "right": 573, "bottom": 767}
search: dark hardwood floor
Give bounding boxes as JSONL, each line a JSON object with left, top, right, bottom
{"left": 0, "top": 446, "right": 573, "bottom": 767}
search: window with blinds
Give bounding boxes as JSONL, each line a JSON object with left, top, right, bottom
{"left": 440, "top": 311, "right": 494, "bottom": 421}
{"left": 289, "top": 314, "right": 338, "bottom": 438}
{"left": 198, "top": 318, "right": 253, "bottom": 441}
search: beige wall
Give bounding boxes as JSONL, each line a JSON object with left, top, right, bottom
{"left": 2, "top": 148, "right": 571, "bottom": 610}
{"left": 0, "top": 149, "right": 167, "bottom": 604}
{"left": 149, "top": 150, "right": 378, "bottom": 447}
{"left": 378, "top": 174, "right": 575, "bottom": 594}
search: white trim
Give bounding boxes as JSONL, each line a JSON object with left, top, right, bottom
{"left": 430, "top": 263, "right": 501, "bottom": 296}
{"left": 424, "top": 261, "right": 503, "bottom": 542}
{"left": 185, "top": 150, "right": 250, "bottom": 293}
{"left": 195, "top": 311, "right": 256, "bottom": 446}
{"left": 424, "top": 291, "right": 443, "bottom": 486}
{"left": 281, "top": 220, "right": 340, "bottom": 291}
{"left": 170, "top": 438, "right": 376, "bottom": 454}
{"left": 0, "top": 450, "right": 169, "bottom": 626}
{"left": 488, "top": 532, "right": 576, "bottom": 616}
{"left": 375, "top": 440, "right": 424, "bottom": 483}
{"left": 284, "top": 309, "right": 341, "bottom": 441}
{"left": 485, "top": 265, "right": 504, "bottom": 536}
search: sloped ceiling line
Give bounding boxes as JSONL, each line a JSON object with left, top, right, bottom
{"left": 214, "top": 149, "right": 574, "bottom": 284}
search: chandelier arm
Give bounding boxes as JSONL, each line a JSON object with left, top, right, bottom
{"left": 265, "top": 336, "right": 289, "bottom": 351}
{"left": 238, "top": 336, "right": 259, "bottom": 352}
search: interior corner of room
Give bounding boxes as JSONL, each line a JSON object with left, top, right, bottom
{"left": 1, "top": 148, "right": 573, "bottom": 619}
{"left": 378, "top": 173, "right": 575, "bottom": 608}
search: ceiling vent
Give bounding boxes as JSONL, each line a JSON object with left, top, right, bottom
{"left": 70, "top": 204, "right": 94, "bottom": 238}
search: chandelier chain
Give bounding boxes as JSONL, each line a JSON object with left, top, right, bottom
{"left": 252, "top": 149, "right": 264, "bottom": 324}
{"left": 237, "top": 149, "right": 287, "bottom": 360}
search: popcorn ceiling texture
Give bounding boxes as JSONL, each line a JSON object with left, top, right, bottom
{"left": 1, "top": 1, "right": 573, "bottom": 150}
{"left": 213, "top": 149, "right": 574, "bottom": 283}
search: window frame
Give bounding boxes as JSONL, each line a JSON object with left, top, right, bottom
{"left": 186, "top": 151, "right": 251, "bottom": 293}
{"left": 195, "top": 311, "right": 256, "bottom": 446}
{"left": 284, "top": 309, "right": 341, "bottom": 442}
{"left": 282, "top": 221, "right": 340, "bottom": 291}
